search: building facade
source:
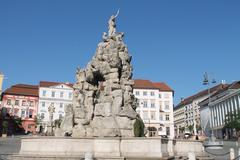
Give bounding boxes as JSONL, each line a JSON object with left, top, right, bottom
{"left": 174, "top": 84, "right": 226, "bottom": 138}
{"left": 38, "top": 81, "right": 73, "bottom": 127}
{"left": 1, "top": 84, "right": 39, "bottom": 133}
{"left": 173, "top": 104, "right": 185, "bottom": 137}
{"left": 133, "top": 79, "right": 174, "bottom": 139}
{"left": 200, "top": 81, "right": 240, "bottom": 139}
{"left": 0, "top": 72, "right": 4, "bottom": 106}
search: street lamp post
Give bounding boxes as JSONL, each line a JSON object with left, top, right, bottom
{"left": 202, "top": 72, "right": 216, "bottom": 140}
{"left": 202, "top": 72, "right": 224, "bottom": 149}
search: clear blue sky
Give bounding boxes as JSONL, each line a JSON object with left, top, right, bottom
{"left": 1, "top": 0, "right": 240, "bottom": 104}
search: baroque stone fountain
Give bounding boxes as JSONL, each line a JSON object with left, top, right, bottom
{"left": 18, "top": 13, "right": 204, "bottom": 160}
{"left": 55, "top": 11, "right": 140, "bottom": 138}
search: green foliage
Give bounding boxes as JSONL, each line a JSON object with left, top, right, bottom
{"left": 1, "top": 107, "right": 7, "bottom": 118}
{"left": 134, "top": 118, "right": 145, "bottom": 137}
{"left": 224, "top": 111, "right": 240, "bottom": 132}
{"left": 179, "top": 127, "right": 185, "bottom": 133}
{"left": 2, "top": 121, "right": 8, "bottom": 134}
{"left": 196, "top": 125, "right": 202, "bottom": 132}
{"left": 188, "top": 125, "right": 193, "bottom": 132}
{"left": 14, "top": 118, "right": 22, "bottom": 126}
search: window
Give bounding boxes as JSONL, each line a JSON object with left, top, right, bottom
{"left": 150, "top": 91, "right": 155, "bottom": 96}
{"left": 15, "top": 100, "right": 19, "bottom": 106}
{"left": 68, "top": 93, "right": 72, "bottom": 99}
{"left": 150, "top": 100, "right": 155, "bottom": 108}
{"left": 164, "top": 93, "right": 169, "bottom": 99}
{"left": 166, "top": 127, "right": 170, "bottom": 136}
{"left": 28, "top": 124, "right": 33, "bottom": 129}
{"left": 42, "top": 90, "right": 46, "bottom": 97}
{"left": 143, "top": 91, "right": 147, "bottom": 96}
{"left": 166, "top": 114, "right": 170, "bottom": 121}
{"left": 60, "top": 103, "right": 63, "bottom": 108}
{"left": 159, "top": 94, "right": 162, "bottom": 98}
{"left": 158, "top": 127, "right": 163, "bottom": 131}
{"left": 135, "top": 91, "right": 140, "bottom": 96}
{"left": 21, "top": 110, "right": 25, "bottom": 118}
{"left": 150, "top": 112, "right": 156, "bottom": 120}
{"left": 29, "top": 101, "right": 34, "bottom": 106}
{"left": 164, "top": 101, "right": 170, "bottom": 110}
{"left": 7, "top": 99, "right": 11, "bottom": 105}
{"left": 51, "top": 91, "right": 55, "bottom": 97}
{"left": 42, "top": 102, "right": 45, "bottom": 107}
{"left": 60, "top": 92, "right": 64, "bottom": 98}
{"left": 143, "top": 100, "right": 148, "bottom": 108}
{"left": 22, "top": 100, "right": 27, "bottom": 106}
{"left": 143, "top": 111, "right": 148, "bottom": 120}
{"left": 29, "top": 110, "right": 33, "bottom": 118}
{"left": 159, "top": 114, "right": 163, "bottom": 121}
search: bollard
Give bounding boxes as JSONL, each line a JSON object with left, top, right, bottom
{"left": 85, "top": 152, "right": 93, "bottom": 160}
{"left": 230, "top": 148, "right": 235, "bottom": 160}
{"left": 236, "top": 141, "right": 239, "bottom": 147}
{"left": 188, "top": 152, "right": 196, "bottom": 160}
{"left": 238, "top": 148, "right": 240, "bottom": 160}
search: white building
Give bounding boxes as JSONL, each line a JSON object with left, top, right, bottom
{"left": 199, "top": 81, "right": 240, "bottom": 139}
{"left": 174, "top": 84, "right": 226, "bottom": 138}
{"left": 133, "top": 79, "right": 174, "bottom": 139}
{"left": 38, "top": 81, "right": 73, "bottom": 124}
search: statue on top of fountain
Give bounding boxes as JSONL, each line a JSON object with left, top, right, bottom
{"left": 56, "top": 12, "right": 141, "bottom": 138}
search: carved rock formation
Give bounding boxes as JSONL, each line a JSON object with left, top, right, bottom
{"left": 58, "top": 14, "right": 139, "bottom": 137}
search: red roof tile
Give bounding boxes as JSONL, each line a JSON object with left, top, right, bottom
{"left": 134, "top": 79, "right": 173, "bottom": 92}
{"left": 3, "top": 84, "right": 39, "bottom": 97}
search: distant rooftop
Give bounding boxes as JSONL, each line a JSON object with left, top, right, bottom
{"left": 3, "top": 84, "right": 39, "bottom": 97}
{"left": 133, "top": 79, "right": 173, "bottom": 92}
{"left": 174, "top": 83, "right": 228, "bottom": 110}
{"left": 39, "top": 81, "right": 73, "bottom": 88}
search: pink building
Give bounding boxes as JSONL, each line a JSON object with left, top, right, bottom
{"left": 1, "top": 84, "right": 39, "bottom": 133}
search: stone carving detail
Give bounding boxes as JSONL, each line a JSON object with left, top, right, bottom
{"left": 55, "top": 104, "right": 74, "bottom": 137}
{"left": 59, "top": 14, "right": 139, "bottom": 137}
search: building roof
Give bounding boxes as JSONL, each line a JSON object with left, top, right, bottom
{"left": 39, "top": 81, "right": 73, "bottom": 88}
{"left": 133, "top": 79, "right": 173, "bottom": 92}
{"left": 3, "top": 84, "right": 39, "bottom": 97}
{"left": 199, "top": 81, "right": 240, "bottom": 107}
{"left": 174, "top": 83, "right": 228, "bottom": 110}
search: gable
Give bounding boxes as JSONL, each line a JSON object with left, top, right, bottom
{"left": 50, "top": 84, "right": 73, "bottom": 90}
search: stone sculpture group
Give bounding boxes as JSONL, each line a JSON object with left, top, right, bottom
{"left": 55, "top": 12, "right": 141, "bottom": 137}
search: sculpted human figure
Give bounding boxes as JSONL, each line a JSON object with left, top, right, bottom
{"left": 108, "top": 10, "right": 119, "bottom": 36}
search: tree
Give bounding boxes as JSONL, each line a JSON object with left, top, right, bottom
{"left": 188, "top": 125, "right": 193, "bottom": 133}
{"left": 134, "top": 117, "right": 145, "bottom": 137}
{"left": 196, "top": 125, "right": 202, "bottom": 132}
{"left": 224, "top": 111, "right": 240, "bottom": 136}
{"left": 179, "top": 127, "right": 185, "bottom": 133}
